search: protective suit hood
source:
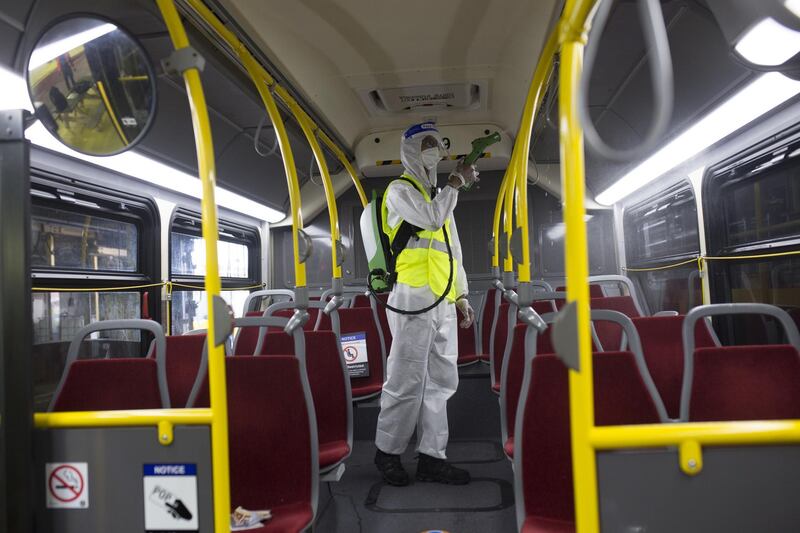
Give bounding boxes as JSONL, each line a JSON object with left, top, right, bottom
{"left": 400, "top": 122, "right": 447, "bottom": 189}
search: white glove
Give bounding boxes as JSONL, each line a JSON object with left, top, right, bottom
{"left": 448, "top": 160, "right": 479, "bottom": 190}
{"left": 456, "top": 297, "right": 475, "bottom": 329}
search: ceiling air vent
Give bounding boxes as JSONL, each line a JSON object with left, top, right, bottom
{"left": 360, "top": 82, "right": 486, "bottom": 116}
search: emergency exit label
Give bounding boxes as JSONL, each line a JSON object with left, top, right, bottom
{"left": 143, "top": 464, "right": 199, "bottom": 532}
{"left": 46, "top": 462, "right": 88, "bottom": 509}
{"left": 342, "top": 332, "right": 370, "bottom": 378}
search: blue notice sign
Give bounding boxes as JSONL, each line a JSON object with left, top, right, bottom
{"left": 143, "top": 464, "right": 199, "bottom": 531}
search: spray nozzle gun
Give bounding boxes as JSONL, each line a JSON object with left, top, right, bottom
{"left": 460, "top": 131, "right": 501, "bottom": 190}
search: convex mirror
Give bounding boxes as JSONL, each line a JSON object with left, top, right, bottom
{"left": 26, "top": 16, "right": 156, "bottom": 156}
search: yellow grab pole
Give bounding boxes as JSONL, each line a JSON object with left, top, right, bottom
{"left": 290, "top": 103, "right": 343, "bottom": 279}
{"left": 491, "top": 168, "right": 511, "bottom": 271}
{"left": 503, "top": 156, "right": 518, "bottom": 275}
{"left": 559, "top": 0, "right": 600, "bottom": 531}
{"left": 154, "top": 2, "right": 231, "bottom": 532}
{"left": 514, "top": 30, "right": 559, "bottom": 283}
{"left": 317, "top": 130, "right": 368, "bottom": 208}
{"left": 240, "top": 57, "right": 308, "bottom": 289}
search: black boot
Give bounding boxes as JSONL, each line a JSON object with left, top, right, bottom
{"left": 416, "top": 453, "right": 471, "bottom": 485}
{"left": 375, "top": 449, "right": 410, "bottom": 486}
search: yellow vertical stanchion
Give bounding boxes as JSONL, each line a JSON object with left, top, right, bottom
{"left": 289, "top": 105, "right": 342, "bottom": 279}
{"left": 559, "top": 0, "right": 600, "bottom": 531}
{"left": 317, "top": 131, "right": 369, "bottom": 209}
{"left": 154, "top": 1, "right": 231, "bottom": 531}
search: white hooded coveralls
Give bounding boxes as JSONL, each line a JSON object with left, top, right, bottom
{"left": 374, "top": 124, "right": 468, "bottom": 459}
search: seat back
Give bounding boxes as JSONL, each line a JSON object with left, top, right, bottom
{"left": 513, "top": 351, "right": 661, "bottom": 527}
{"left": 491, "top": 302, "right": 512, "bottom": 391}
{"left": 234, "top": 308, "right": 322, "bottom": 355}
{"left": 227, "top": 355, "right": 317, "bottom": 526}
{"left": 50, "top": 319, "right": 169, "bottom": 411}
{"left": 259, "top": 329, "right": 353, "bottom": 469}
{"left": 159, "top": 334, "right": 208, "bottom": 408}
{"left": 681, "top": 303, "right": 800, "bottom": 422}
{"left": 226, "top": 314, "right": 318, "bottom": 526}
{"left": 632, "top": 315, "right": 716, "bottom": 419}
{"left": 556, "top": 283, "right": 604, "bottom": 298}
{"left": 590, "top": 296, "right": 642, "bottom": 350}
{"left": 481, "top": 288, "right": 499, "bottom": 355}
{"left": 457, "top": 319, "right": 479, "bottom": 365}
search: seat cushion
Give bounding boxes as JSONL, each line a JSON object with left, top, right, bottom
{"left": 504, "top": 437, "right": 514, "bottom": 458}
{"left": 521, "top": 516, "right": 575, "bottom": 533}
{"left": 319, "top": 440, "right": 350, "bottom": 468}
{"left": 351, "top": 382, "right": 382, "bottom": 398}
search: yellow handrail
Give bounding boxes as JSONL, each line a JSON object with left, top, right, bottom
{"left": 491, "top": 168, "right": 511, "bottom": 271}
{"left": 183, "top": 0, "right": 367, "bottom": 215}
{"left": 513, "top": 30, "right": 559, "bottom": 283}
{"left": 154, "top": 2, "right": 231, "bottom": 531}
{"left": 287, "top": 102, "right": 343, "bottom": 279}
{"left": 558, "top": 0, "right": 600, "bottom": 531}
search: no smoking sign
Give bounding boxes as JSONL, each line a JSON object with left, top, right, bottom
{"left": 46, "top": 462, "right": 89, "bottom": 509}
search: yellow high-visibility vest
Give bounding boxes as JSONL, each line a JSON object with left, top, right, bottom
{"left": 381, "top": 173, "right": 457, "bottom": 302}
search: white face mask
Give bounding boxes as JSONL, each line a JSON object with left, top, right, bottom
{"left": 421, "top": 147, "right": 442, "bottom": 170}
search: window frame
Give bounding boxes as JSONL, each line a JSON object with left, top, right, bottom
{"left": 30, "top": 171, "right": 161, "bottom": 313}
{"left": 623, "top": 181, "right": 700, "bottom": 269}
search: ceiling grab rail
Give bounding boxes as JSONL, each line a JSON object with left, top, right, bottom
{"left": 154, "top": 1, "right": 232, "bottom": 531}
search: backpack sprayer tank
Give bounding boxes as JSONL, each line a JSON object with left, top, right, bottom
{"left": 359, "top": 131, "right": 501, "bottom": 295}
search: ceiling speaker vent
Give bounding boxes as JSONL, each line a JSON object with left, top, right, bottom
{"left": 359, "top": 82, "right": 487, "bottom": 116}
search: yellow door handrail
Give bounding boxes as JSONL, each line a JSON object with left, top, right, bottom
{"left": 155, "top": 2, "right": 231, "bottom": 531}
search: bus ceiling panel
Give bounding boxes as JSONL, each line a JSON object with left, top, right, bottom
{"left": 0, "top": 18, "right": 21, "bottom": 69}
{"left": 215, "top": 0, "right": 560, "bottom": 146}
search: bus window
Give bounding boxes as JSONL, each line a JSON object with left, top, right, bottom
{"left": 624, "top": 184, "right": 701, "bottom": 313}
{"left": 707, "top": 129, "right": 800, "bottom": 344}
{"left": 538, "top": 212, "right": 617, "bottom": 276}
{"left": 169, "top": 210, "right": 260, "bottom": 333}
{"left": 29, "top": 177, "right": 158, "bottom": 410}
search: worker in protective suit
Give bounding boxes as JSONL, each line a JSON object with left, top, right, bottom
{"left": 374, "top": 122, "right": 479, "bottom": 486}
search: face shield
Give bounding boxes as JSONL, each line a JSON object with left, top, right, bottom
{"left": 400, "top": 122, "right": 449, "bottom": 188}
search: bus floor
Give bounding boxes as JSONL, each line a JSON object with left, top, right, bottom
{"left": 315, "top": 363, "right": 517, "bottom": 532}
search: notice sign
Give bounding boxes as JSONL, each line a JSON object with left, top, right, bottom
{"left": 46, "top": 462, "right": 88, "bottom": 509}
{"left": 341, "top": 332, "right": 369, "bottom": 378}
{"left": 143, "top": 464, "right": 199, "bottom": 532}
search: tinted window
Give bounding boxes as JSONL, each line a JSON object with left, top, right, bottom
{"left": 625, "top": 186, "right": 699, "bottom": 264}
{"left": 720, "top": 148, "right": 800, "bottom": 249}
{"left": 31, "top": 204, "right": 138, "bottom": 272}
{"left": 171, "top": 290, "right": 249, "bottom": 335}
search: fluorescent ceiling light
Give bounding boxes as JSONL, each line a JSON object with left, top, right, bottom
{"left": 596, "top": 72, "right": 800, "bottom": 206}
{"left": 0, "top": 66, "right": 284, "bottom": 223}
{"left": 29, "top": 23, "right": 116, "bottom": 69}
{"left": 734, "top": 17, "right": 800, "bottom": 66}
{"left": 787, "top": 0, "right": 800, "bottom": 18}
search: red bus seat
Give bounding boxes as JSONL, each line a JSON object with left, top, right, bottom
{"left": 480, "top": 288, "right": 500, "bottom": 362}
{"left": 556, "top": 284, "right": 604, "bottom": 298}
{"left": 148, "top": 334, "right": 208, "bottom": 408}
{"left": 681, "top": 303, "right": 800, "bottom": 422}
{"left": 632, "top": 316, "right": 716, "bottom": 419}
{"left": 259, "top": 330, "right": 352, "bottom": 471}
{"left": 514, "top": 351, "right": 661, "bottom": 531}
{"left": 491, "top": 302, "right": 512, "bottom": 393}
{"left": 590, "top": 296, "right": 642, "bottom": 350}
{"left": 50, "top": 319, "right": 168, "bottom": 411}
{"left": 226, "top": 355, "right": 316, "bottom": 532}
{"left": 457, "top": 320, "right": 480, "bottom": 366}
